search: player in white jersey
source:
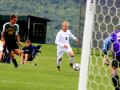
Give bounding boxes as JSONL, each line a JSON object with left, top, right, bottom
{"left": 55, "top": 21, "right": 79, "bottom": 71}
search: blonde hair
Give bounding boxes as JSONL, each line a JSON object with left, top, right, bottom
{"left": 62, "top": 21, "right": 70, "bottom": 26}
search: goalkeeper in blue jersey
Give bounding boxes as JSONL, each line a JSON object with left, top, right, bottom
{"left": 102, "top": 30, "right": 120, "bottom": 90}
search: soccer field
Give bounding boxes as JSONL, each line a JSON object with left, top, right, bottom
{"left": 0, "top": 44, "right": 80, "bottom": 90}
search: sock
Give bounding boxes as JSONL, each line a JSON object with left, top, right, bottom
{"left": 57, "top": 58, "right": 62, "bottom": 67}
{"left": 6, "top": 55, "right": 11, "bottom": 63}
{"left": 112, "top": 74, "right": 120, "bottom": 90}
{"left": 70, "top": 56, "right": 74, "bottom": 64}
{"left": 12, "top": 59, "right": 18, "bottom": 67}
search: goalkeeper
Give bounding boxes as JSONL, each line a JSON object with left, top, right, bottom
{"left": 102, "top": 30, "right": 120, "bottom": 90}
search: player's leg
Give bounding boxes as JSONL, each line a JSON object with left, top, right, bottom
{"left": 57, "top": 49, "right": 64, "bottom": 70}
{"left": 68, "top": 51, "right": 74, "bottom": 67}
{"left": 6, "top": 43, "right": 18, "bottom": 67}
{"left": 20, "top": 53, "right": 25, "bottom": 64}
{"left": 67, "top": 47, "right": 74, "bottom": 67}
{"left": 11, "top": 44, "right": 23, "bottom": 67}
{"left": 0, "top": 45, "right": 4, "bottom": 61}
{"left": 14, "top": 49, "right": 23, "bottom": 55}
{"left": 12, "top": 41, "right": 23, "bottom": 56}
{"left": 9, "top": 51, "right": 18, "bottom": 67}
{"left": 0, "top": 51, "right": 3, "bottom": 61}
{"left": 23, "top": 54, "right": 29, "bottom": 64}
{"left": 111, "top": 60, "right": 120, "bottom": 90}
{"left": 57, "top": 57, "right": 62, "bottom": 71}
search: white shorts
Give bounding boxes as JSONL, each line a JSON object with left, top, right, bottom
{"left": 57, "top": 46, "right": 72, "bottom": 59}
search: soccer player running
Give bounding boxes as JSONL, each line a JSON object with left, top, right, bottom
{"left": 1, "top": 15, "right": 22, "bottom": 67}
{"left": 55, "top": 21, "right": 79, "bottom": 71}
{"left": 102, "top": 30, "right": 120, "bottom": 90}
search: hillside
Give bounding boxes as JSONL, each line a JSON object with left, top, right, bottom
{"left": 0, "top": 0, "right": 86, "bottom": 46}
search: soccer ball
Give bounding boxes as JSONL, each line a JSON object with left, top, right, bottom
{"left": 73, "top": 63, "right": 80, "bottom": 71}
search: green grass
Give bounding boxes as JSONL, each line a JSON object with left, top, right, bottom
{"left": 0, "top": 44, "right": 116, "bottom": 90}
{"left": 0, "top": 44, "right": 80, "bottom": 90}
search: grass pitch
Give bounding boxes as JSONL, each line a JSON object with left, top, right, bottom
{"left": 0, "top": 44, "right": 80, "bottom": 90}
{"left": 0, "top": 44, "right": 114, "bottom": 90}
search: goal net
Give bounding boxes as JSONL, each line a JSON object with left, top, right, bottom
{"left": 79, "top": 0, "right": 120, "bottom": 90}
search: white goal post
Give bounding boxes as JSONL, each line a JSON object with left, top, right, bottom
{"left": 78, "top": 0, "right": 96, "bottom": 90}
{"left": 78, "top": 0, "right": 120, "bottom": 90}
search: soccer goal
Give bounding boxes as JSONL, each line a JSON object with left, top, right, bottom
{"left": 78, "top": 0, "right": 120, "bottom": 90}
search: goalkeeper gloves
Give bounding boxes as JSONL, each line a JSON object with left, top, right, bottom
{"left": 103, "top": 55, "right": 110, "bottom": 65}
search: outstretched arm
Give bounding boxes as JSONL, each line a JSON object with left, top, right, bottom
{"left": 69, "top": 30, "right": 79, "bottom": 44}
{"left": 16, "top": 35, "right": 22, "bottom": 46}
{"left": 102, "top": 36, "right": 113, "bottom": 65}
{"left": 102, "top": 36, "right": 113, "bottom": 55}
{"left": 69, "top": 30, "right": 77, "bottom": 40}
{"left": 16, "top": 25, "right": 22, "bottom": 46}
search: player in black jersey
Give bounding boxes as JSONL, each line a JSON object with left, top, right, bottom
{"left": 1, "top": 15, "right": 22, "bottom": 67}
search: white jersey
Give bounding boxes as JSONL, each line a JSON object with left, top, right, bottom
{"left": 55, "top": 29, "right": 77, "bottom": 48}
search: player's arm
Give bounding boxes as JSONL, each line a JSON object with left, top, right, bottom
{"left": 55, "top": 32, "right": 64, "bottom": 47}
{"left": 69, "top": 30, "right": 79, "bottom": 43}
{"left": 16, "top": 25, "right": 22, "bottom": 46}
{"left": 102, "top": 36, "right": 113, "bottom": 65}
{"left": 1, "top": 24, "right": 6, "bottom": 42}
{"left": 16, "top": 35, "right": 21, "bottom": 44}
{"left": 102, "top": 36, "right": 113, "bottom": 55}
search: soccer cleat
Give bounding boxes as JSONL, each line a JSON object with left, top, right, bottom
{"left": 12, "top": 59, "right": 18, "bottom": 68}
{"left": 104, "top": 59, "right": 110, "bottom": 66}
{"left": 35, "top": 63, "right": 37, "bottom": 66}
{"left": 70, "top": 63, "right": 73, "bottom": 68}
{"left": 57, "top": 66, "right": 61, "bottom": 71}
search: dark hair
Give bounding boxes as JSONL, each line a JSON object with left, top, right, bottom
{"left": 10, "top": 15, "right": 17, "bottom": 20}
{"left": 26, "top": 40, "right": 31, "bottom": 44}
